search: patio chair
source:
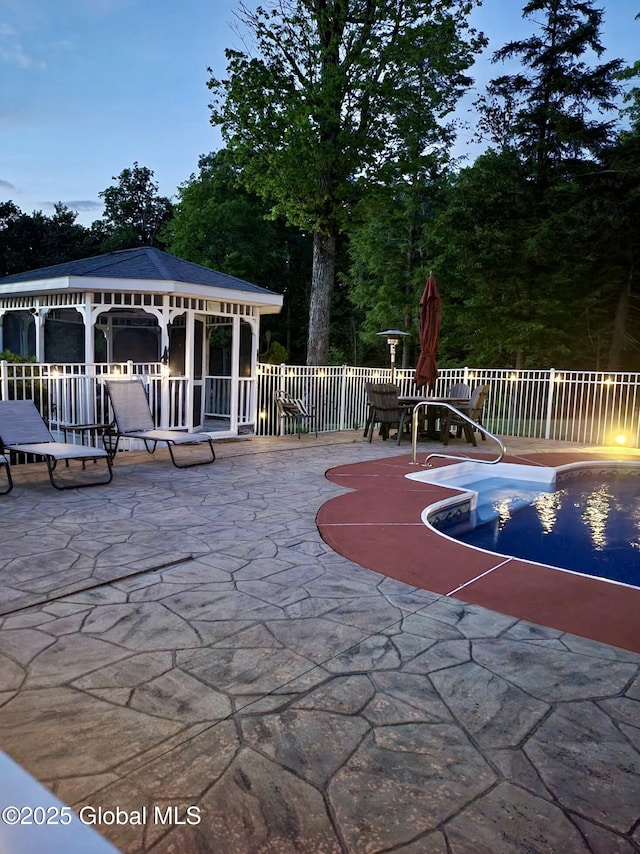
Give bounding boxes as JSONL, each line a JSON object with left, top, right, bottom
{"left": 446, "top": 382, "right": 471, "bottom": 400}
{"left": 440, "top": 384, "right": 489, "bottom": 447}
{"left": 104, "top": 379, "right": 216, "bottom": 467}
{"left": 275, "top": 389, "right": 318, "bottom": 438}
{"left": 0, "top": 453, "right": 12, "bottom": 494}
{"left": 365, "top": 383, "right": 413, "bottom": 445}
{"left": 0, "top": 400, "right": 113, "bottom": 490}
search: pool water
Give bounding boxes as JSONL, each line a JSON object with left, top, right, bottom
{"left": 443, "top": 475, "right": 640, "bottom": 587}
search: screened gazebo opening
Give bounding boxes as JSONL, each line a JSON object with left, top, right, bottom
{"left": 208, "top": 319, "right": 253, "bottom": 378}
{"left": 96, "top": 309, "right": 162, "bottom": 364}
{"left": 45, "top": 309, "right": 86, "bottom": 362}
{"left": 2, "top": 311, "right": 35, "bottom": 358}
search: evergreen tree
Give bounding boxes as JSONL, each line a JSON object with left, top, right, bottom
{"left": 427, "top": 0, "right": 633, "bottom": 368}
{"left": 476, "top": 0, "right": 624, "bottom": 189}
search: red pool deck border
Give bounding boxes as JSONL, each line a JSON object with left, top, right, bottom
{"left": 318, "top": 450, "right": 640, "bottom": 653}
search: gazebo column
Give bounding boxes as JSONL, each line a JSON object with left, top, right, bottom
{"left": 248, "top": 315, "right": 260, "bottom": 428}
{"left": 159, "top": 302, "right": 174, "bottom": 429}
{"left": 184, "top": 309, "right": 196, "bottom": 431}
{"left": 80, "top": 297, "right": 95, "bottom": 364}
{"left": 78, "top": 299, "right": 96, "bottom": 422}
{"left": 0, "top": 310, "right": 4, "bottom": 352}
{"left": 229, "top": 315, "right": 240, "bottom": 434}
{"left": 33, "top": 309, "right": 46, "bottom": 363}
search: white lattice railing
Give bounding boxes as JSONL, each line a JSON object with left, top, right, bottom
{"left": 2, "top": 360, "right": 640, "bottom": 448}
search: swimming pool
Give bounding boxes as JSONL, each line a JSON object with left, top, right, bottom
{"left": 407, "top": 461, "right": 640, "bottom": 589}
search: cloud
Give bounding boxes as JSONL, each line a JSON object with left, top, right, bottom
{"left": 65, "top": 200, "right": 103, "bottom": 212}
{"left": 0, "top": 179, "right": 18, "bottom": 192}
{"left": 41, "top": 200, "right": 103, "bottom": 213}
{"left": 0, "top": 22, "right": 45, "bottom": 69}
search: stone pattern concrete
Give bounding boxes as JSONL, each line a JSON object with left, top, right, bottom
{"left": 0, "top": 434, "right": 638, "bottom": 853}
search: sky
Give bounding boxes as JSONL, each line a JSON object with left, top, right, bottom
{"left": 1, "top": 0, "right": 638, "bottom": 227}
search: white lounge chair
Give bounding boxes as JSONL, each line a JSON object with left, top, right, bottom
{"left": 0, "top": 453, "right": 12, "bottom": 494}
{"left": 0, "top": 400, "right": 112, "bottom": 490}
{"left": 104, "top": 379, "right": 216, "bottom": 468}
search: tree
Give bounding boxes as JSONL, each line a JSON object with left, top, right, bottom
{"left": 163, "top": 149, "right": 313, "bottom": 362}
{"left": 164, "top": 150, "right": 284, "bottom": 283}
{"left": 586, "top": 114, "right": 640, "bottom": 369}
{"left": 431, "top": 0, "right": 632, "bottom": 369}
{"left": 426, "top": 150, "right": 574, "bottom": 367}
{"left": 0, "top": 201, "right": 94, "bottom": 276}
{"left": 476, "top": 0, "right": 624, "bottom": 190}
{"left": 343, "top": 167, "right": 448, "bottom": 367}
{"left": 96, "top": 162, "right": 173, "bottom": 250}
{"left": 208, "top": 0, "right": 485, "bottom": 364}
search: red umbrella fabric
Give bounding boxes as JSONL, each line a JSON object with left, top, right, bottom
{"left": 413, "top": 273, "right": 441, "bottom": 392}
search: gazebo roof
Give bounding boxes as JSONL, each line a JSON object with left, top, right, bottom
{"left": 0, "top": 246, "right": 282, "bottom": 305}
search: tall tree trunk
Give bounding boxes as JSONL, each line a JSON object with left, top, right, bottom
{"left": 608, "top": 277, "right": 631, "bottom": 370}
{"left": 307, "top": 229, "right": 336, "bottom": 365}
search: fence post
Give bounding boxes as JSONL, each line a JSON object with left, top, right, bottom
{"left": 0, "top": 360, "right": 7, "bottom": 401}
{"left": 339, "top": 364, "right": 347, "bottom": 430}
{"left": 85, "top": 362, "right": 96, "bottom": 423}
{"left": 278, "top": 363, "right": 286, "bottom": 436}
{"left": 160, "top": 365, "right": 170, "bottom": 428}
{"left": 544, "top": 368, "right": 555, "bottom": 440}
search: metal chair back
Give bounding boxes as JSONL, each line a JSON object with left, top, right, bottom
{"left": 104, "top": 380, "right": 155, "bottom": 433}
{"left": 0, "top": 400, "right": 54, "bottom": 446}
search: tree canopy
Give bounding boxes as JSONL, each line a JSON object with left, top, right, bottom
{"left": 94, "top": 162, "right": 173, "bottom": 250}
{"left": 208, "top": 0, "right": 486, "bottom": 364}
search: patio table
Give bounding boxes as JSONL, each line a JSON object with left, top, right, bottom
{"left": 399, "top": 396, "right": 470, "bottom": 440}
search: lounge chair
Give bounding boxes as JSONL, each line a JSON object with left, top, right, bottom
{"left": 0, "top": 400, "right": 112, "bottom": 490}
{"left": 104, "top": 379, "right": 216, "bottom": 468}
{"left": 364, "top": 383, "right": 413, "bottom": 445}
{"left": 0, "top": 453, "right": 12, "bottom": 494}
{"left": 275, "top": 389, "right": 318, "bottom": 438}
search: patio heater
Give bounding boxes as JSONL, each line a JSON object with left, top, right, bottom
{"left": 377, "top": 329, "right": 409, "bottom": 384}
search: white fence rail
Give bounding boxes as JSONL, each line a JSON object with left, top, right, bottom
{"left": 2, "top": 360, "right": 640, "bottom": 448}
{"left": 255, "top": 364, "right": 640, "bottom": 447}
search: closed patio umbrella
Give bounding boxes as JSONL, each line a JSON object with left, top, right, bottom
{"left": 413, "top": 272, "right": 441, "bottom": 392}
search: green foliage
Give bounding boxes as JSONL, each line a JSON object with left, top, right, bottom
{"left": 208, "top": 0, "right": 486, "bottom": 363}
{"left": 264, "top": 341, "right": 289, "bottom": 365}
{"left": 426, "top": 0, "right": 639, "bottom": 370}
{"left": 0, "top": 350, "right": 36, "bottom": 363}
{"left": 475, "top": 0, "right": 625, "bottom": 189}
{"left": 163, "top": 149, "right": 314, "bottom": 363}
{"left": 427, "top": 149, "right": 596, "bottom": 367}
{"left": 96, "top": 162, "right": 173, "bottom": 249}
{"left": 0, "top": 202, "right": 97, "bottom": 277}
{"left": 343, "top": 176, "right": 445, "bottom": 364}
{"left": 164, "top": 150, "right": 284, "bottom": 286}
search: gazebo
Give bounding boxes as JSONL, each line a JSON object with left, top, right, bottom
{"left": 0, "top": 247, "right": 283, "bottom": 437}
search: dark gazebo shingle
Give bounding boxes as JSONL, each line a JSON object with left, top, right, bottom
{"left": 0, "top": 246, "right": 278, "bottom": 297}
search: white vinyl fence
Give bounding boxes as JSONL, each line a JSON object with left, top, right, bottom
{"left": 256, "top": 364, "right": 640, "bottom": 447}
{"left": 2, "top": 360, "right": 640, "bottom": 448}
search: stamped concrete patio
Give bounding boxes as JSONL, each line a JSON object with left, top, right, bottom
{"left": 0, "top": 432, "right": 639, "bottom": 853}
